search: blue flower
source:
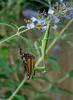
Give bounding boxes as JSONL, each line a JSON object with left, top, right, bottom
{"left": 48, "top": 8, "right": 55, "bottom": 15}
{"left": 52, "top": 16, "right": 60, "bottom": 24}
{"left": 67, "top": 9, "right": 73, "bottom": 15}
{"left": 27, "top": 22, "right": 35, "bottom": 29}
{"left": 52, "top": 24, "right": 58, "bottom": 30}
{"left": 64, "top": 9, "right": 73, "bottom": 19}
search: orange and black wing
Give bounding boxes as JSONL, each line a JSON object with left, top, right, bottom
{"left": 26, "top": 56, "right": 35, "bottom": 79}
{"left": 20, "top": 48, "right": 35, "bottom": 79}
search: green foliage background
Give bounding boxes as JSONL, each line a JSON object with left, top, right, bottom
{"left": 0, "top": 0, "right": 73, "bottom": 100}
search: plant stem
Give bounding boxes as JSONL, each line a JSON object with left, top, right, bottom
{"left": 57, "top": 73, "right": 70, "bottom": 84}
{"left": 35, "top": 19, "right": 73, "bottom": 67}
{"left": 46, "top": 19, "right": 73, "bottom": 52}
{"left": 0, "top": 28, "right": 29, "bottom": 45}
{"left": 1, "top": 17, "right": 73, "bottom": 100}
{"left": 41, "top": 22, "right": 50, "bottom": 71}
{"left": 8, "top": 75, "right": 27, "bottom": 100}
{"left": 41, "top": 71, "right": 72, "bottom": 93}
{"left": 41, "top": 22, "right": 50, "bottom": 56}
{"left": 0, "top": 23, "right": 18, "bottom": 30}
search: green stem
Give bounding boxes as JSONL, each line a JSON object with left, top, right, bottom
{"left": 1, "top": 17, "right": 73, "bottom": 100}
{"left": 0, "top": 28, "right": 29, "bottom": 45}
{"left": 46, "top": 19, "right": 73, "bottom": 53}
{"left": 0, "top": 23, "right": 18, "bottom": 30}
{"left": 57, "top": 73, "right": 70, "bottom": 84}
{"left": 40, "top": 71, "right": 72, "bottom": 93}
{"left": 41, "top": 22, "right": 50, "bottom": 71}
{"left": 8, "top": 75, "right": 27, "bottom": 100}
{"left": 41, "top": 22, "right": 50, "bottom": 56}
{"left": 35, "top": 19, "right": 73, "bottom": 67}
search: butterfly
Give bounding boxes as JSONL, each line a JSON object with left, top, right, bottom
{"left": 20, "top": 47, "right": 35, "bottom": 79}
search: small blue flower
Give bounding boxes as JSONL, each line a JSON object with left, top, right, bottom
{"left": 64, "top": 9, "right": 73, "bottom": 19}
{"left": 27, "top": 22, "right": 35, "bottom": 29}
{"left": 41, "top": 26, "right": 46, "bottom": 32}
{"left": 52, "top": 16, "right": 60, "bottom": 24}
{"left": 65, "top": 15, "right": 73, "bottom": 19}
{"left": 31, "top": 17, "right": 38, "bottom": 25}
{"left": 52, "top": 24, "right": 58, "bottom": 30}
{"left": 31, "top": 17, "right": 37, "bottom": 22}
{"left": 48, "top": 8, "right": 55, "bottom": 15}
{"left": 38, "top": 19, "right": 46, "bottom": 26}
{"left": 67, "top": 9, "right": 73, "bottom": 15}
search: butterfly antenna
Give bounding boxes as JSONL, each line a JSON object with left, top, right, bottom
{"left": 18, "top": 42, "right": 22, "bottom": 56}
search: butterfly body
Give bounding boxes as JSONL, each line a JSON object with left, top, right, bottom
{"left": 20, "top": 48, "right": 35, "bottom": 79}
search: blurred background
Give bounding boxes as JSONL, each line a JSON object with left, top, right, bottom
{"left": 0, "top": 0, "right": 73, "bottom": 100}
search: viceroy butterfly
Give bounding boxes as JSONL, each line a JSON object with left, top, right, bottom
{"left": 20, "top": 47, "right": 35, "bottom": 79}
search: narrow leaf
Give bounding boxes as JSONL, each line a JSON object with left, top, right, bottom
{"left": 47, "top": 57, "right": 64, "bottom": 72}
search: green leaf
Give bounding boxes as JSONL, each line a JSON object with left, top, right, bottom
{"left": 32, "top": 0, "right": 49, "bottom": 7}
{"left": 0, "top": 47, "right": 9, "bottom": 60}
{"left": 34, "top": 92, "right": 52, "bottom": 100}
{"left": 20, "top": 36, "right": 36, "bottom": 55}
{"left": 34, "top": 96, "right": 52, "bottom": 100}
{"left": 0, "top": 81, "right": 5, "bottom": 87}
{"left": 47, "top": 57, "right": 64, "bottom": 72}
{"left": 35, "top": 66, "right": 45, "bottom": 71}
{"left": 23, "top": 83, "right": 37, "bottom": 93}
{"left": 0, "top": 72, "right": 8, "bottom": 78}
{"left": 6, "top": 81, "right": 16, "bottom": 92}
{"left": 69, "top": 70, "right": 73, "bottom": 78}
{"left": 0, "top": 58, "right": 11, "bottom": 76}
{"left": 0, "top": 20, "right": 17, "bottom": 30}
{"left": 12, "top": 59, "right": 21, "bottom": 73}
{"left": 51, "top": 84, "right": 73, "bottom": 95}
{"left": 36, "top": 75, "right": 49, "bottom": 82}
{"left": 15, "top": 95, "right": 26, "bottom": 100}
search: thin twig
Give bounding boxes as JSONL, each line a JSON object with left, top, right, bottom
{"left": 8, "top": 75, "right": 27, "bottom": 100}
{"left": 0, "top": 28, "right": 29, "bottom": 45}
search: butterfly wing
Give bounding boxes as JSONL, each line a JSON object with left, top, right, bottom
{"left": 26, "top": 54, "right": 35, "bottom": 79}
{"left": 20, "top": 48, "right": 35, "bottom": 79}
{"left": 26, "top": 57, "right": 35, "bottom": 79}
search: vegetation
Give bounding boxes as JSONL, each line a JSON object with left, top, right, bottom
{"left": 0, "top": 0, "right": 73, "bottom": 100}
